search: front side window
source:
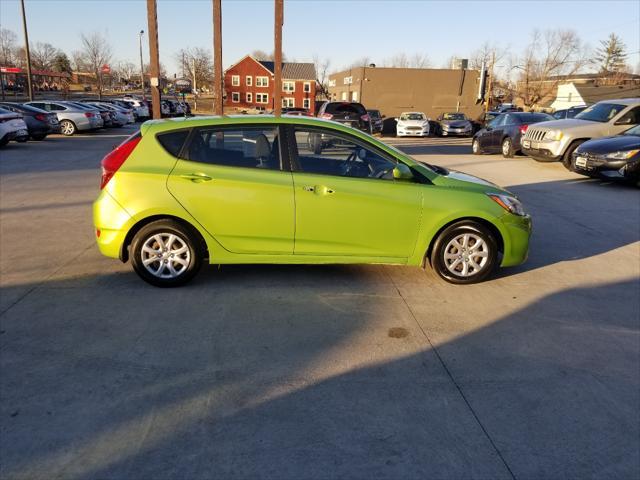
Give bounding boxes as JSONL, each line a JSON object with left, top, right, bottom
{"left": 231, "top": 92, "right": 240, "bottom": 103}
{"left": 575, "top": 103, "right": 626, "bottom": 123}
{"left": 616, "top": 106, "right": 640, "bottom": 125}
{"left": 292, "top": 128, "right": 398, "bottom": 180}
{"left": 186, "top": 126, "right": 281, "bottom": 170}
{"left": 256, "top": 93, "right": 269, "bottom": 104}
{"left": 256, "top": 76, "right": 269, "bottom": 87}
{"left": 231, "top": 75, "right": 240, "bottom": 86}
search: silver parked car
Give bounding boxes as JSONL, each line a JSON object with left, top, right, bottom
{"left": 25, "top": 100, "right": 102, "bottom": 136}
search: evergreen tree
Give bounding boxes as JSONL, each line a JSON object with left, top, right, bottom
{"left": 594, "top": 33, "right": 627, "bottom": 73}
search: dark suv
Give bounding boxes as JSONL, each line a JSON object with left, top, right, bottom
{"left": 316, "top": 101, "right": 372, "bottom": 133}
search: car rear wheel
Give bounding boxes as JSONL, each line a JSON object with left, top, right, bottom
{"left": 130, "top": 220, "right": 203, "bottom": 287}
{"left": 472, "top": 138, "right": 482, "bottom": 155}
{"left": 430, "top": 221, "right": 498, "bottom": 284}
{"left": 60, "top": 120, "right": 76, "bottom": 136}
{"left": 501, "top": 137, "right": 514, "bottom": 158}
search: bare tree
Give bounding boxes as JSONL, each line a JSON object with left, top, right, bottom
{"left": 469, "top": 42, "right": 507, "bottom": 70}
{"left": 175, "top": 47, "right": 213, "bottom": 91}
{"left": 409, "top": 53, "right": 431, "bottom": 68}
{"left": 113, "top": 61, "right": 137, "bottom": 83}
{"left": 516, "top": 29, "right": 589, "bottom": 108}
{"left": 312, "top": 54, "right": 331, "bottom": 99}
{"left": 71, "top": 50, "right": 87, "bottom": 71}
{"left": 78, "top": 31, "right": 113, "bottom": 98}
{"left": 0, "top": 28, "right": 18, "bottom": 66}
{"left": 250, "top": 50, "right": 287, "bottom": 61}
{"left": 383, "top": 53, "right": 409, "bottom": 68}
{"left": 347, "top": 56, "right": 371, "bottom": 69}
{"left": 30, "top": 42, "right": 59, "bottom": 71}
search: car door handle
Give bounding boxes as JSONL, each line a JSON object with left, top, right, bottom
{"left": 303, "top": 185, "right": 334, "bottom": 195}
{"left": 180, "top": 173, "right": 212, "bottom": 183}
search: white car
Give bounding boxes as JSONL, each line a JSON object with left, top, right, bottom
{"left": 116, "top": 97, "right": 150, "bottom": 120}
{"left": 396, "top": 112, "right": 430, "bottom": 137}
{"left": 0, "top": 107, "right": 29, "bottom": 147}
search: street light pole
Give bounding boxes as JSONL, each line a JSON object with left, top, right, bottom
{"left": 20, "top": 0, "right": 33, "bottom": 101}
{"left": 138, "top": 30, "right": 145, "bottom": 100}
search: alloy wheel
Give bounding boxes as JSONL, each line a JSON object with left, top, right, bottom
{"left": 141, "top": 232, "right": 191, "bottom": 279}
{"left": 443, "top": 233, "right": 489, "bottom": 277}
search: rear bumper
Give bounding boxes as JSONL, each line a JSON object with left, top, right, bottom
{"left": 93, "top": 190, "right": 133, "bottom": 259}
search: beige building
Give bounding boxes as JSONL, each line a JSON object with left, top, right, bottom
{"left": 327, "top": 66, "right": 484, "bottom": 120}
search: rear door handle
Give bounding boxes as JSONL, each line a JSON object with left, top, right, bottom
{"left": 180, "top": 173, "right": 212, "bottom": 183}
{"left": 303, "top": 185, "right": 334, "bottom": 195}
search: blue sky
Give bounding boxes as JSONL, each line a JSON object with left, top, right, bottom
{"left": 1, "top": 0, "right": 639, "bottom": 75}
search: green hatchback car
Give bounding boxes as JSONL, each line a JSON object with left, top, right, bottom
{"left": 94, "top": 116, "right": 531, "bottom": 286}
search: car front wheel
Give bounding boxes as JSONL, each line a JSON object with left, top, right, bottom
{"left": 430, "top": 221, "right": 499, "bottom": 284}
{"left": 472, "top": 138, "right": 482, "bottom": 155}
{"left": 502, "top": 137, "right": 514, "bottom": 158}
{"left": 130, "top": 220, "right": 203, "bottom": 287}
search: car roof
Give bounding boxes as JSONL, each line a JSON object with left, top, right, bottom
{"left": 596, "top": 98, "right": 640, "bottom": 106}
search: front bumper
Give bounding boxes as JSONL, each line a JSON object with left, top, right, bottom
{"left": 498, "top": 213, "right": 532, "bottom": 267}
{"left": 397, "top": 127, "right": 429, "bottom": 136}
{"left": 441, "top": 128, "right": 471, "bottom": 136}
{"left": 521, "top": 146, "right": 562, "bottom": 162}
{"left": 572, "top": 152, "right": 639, "bottom": 180}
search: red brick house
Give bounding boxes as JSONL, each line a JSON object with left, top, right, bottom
{"left": 223, "top": 55, "right": 317, "bottom": 112}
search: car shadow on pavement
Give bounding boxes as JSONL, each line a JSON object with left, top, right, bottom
{"left": 502, "top": 178, "right": 640, "bottom": 274}
{"left": 1, "top": 271, "right": 638, "bottom": 479}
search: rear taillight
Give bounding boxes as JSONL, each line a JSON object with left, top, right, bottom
{"left": 100, "top": 133, "right": 141, "bottom": 189}
{"left": 84, "top": 112, "right": 94, "bottom": 118}
{"left": 519, "top": 124, "right": 529, "bottom": 134}
{"left": 320, "top": 113, "right": 333, "bottom": 119}
{"left": 35, "top": 113, "right": 47, "bottom": 121}
{"left": 360, "top": 114, "right": 370, "bottom": 122}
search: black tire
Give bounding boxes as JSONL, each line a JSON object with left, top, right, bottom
{"left": 430, "top": 221, "right": 499, "bottom": 285}
{"left": 15, "top": 136, "right": 28, "bottom": 143}
{"left": 60, "top": 119, "right": 76, "bottom": 136}
{"left": 501, "top": 137, "right": 514, "bottom": 158}
{"left": 0, "top": 136, "right": 9, "bottom": 147}
{"left": 562, "top": 140, "right": 585, "bottom": 170}
{"left": 472, "top": 138, "right": 482, "bottom": 155}
{"left": 130, "top": 220, "right": 203, "bottom": 287}
{"left": 31, "top": 134, "right": 47, "bottom": 141}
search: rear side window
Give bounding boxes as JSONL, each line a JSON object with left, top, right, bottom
{"left": 157, "top": 130, "right": 190, "bottom": 157}
{"left": 185, "top": 126, "right": 281, "bottom": 170}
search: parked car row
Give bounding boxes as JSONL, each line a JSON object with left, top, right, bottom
{"left": 472, "top": 98, "right": 640, "bottom": 185}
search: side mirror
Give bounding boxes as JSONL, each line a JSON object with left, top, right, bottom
{"left": 393, "top": 164, "right": 414, "bottom": 181}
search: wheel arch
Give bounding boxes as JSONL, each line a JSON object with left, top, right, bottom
{"left": 120, "top": 214, "right": 209, "bottom": 263}
{"left": 423, "top": 216, "right": 504, "bottom": 267}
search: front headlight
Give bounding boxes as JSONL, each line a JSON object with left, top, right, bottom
{"left": 487, "top": 193, "right": 526, "bottom": 216}
{"left": 605, "top": 149, "right": 639, "bottom": 160}
{"left": 545, "top": 130, "right": 563, "bottom": 141}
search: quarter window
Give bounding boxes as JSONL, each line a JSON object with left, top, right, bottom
{"left": 231, "top": 75, "right": 240, "bottom": 86}
{"left": 292, "top": 128, "right": 398, "bottom": 180}
{"left": 186, "top": 127, "right": 281, "bottom": 170}
{"left": 157, "top": 130, "right": 189, "bottom": 157}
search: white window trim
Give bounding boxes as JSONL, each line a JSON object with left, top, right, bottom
{"left": 343, "top": 76, "right": 352, "bottom": 85}
{"left": 246, "top": 92, "right": 252, "bottom": 102}
{"left": 246, "top": 75, "right": 252, "bottom": 86}
{"left": 231, "top": 75, "right": 240, "bottom": 87}
{"left": 282, "top": 97, "right": 295, "bottom": 108}
{"left": 303, "top": 98, "right": 310, "bottom": 109}
{"left": 256, "top": 93, "right": 269, "bottom": 104}
{"left": 256, "top": 76, "right": 269, "bottom": 87}
{"left": 283, "top": 81, "right": 295, "bottom": 93}
{"left": 231, "top": 92, "right": 240, "bottom": 103}
{"left": 303, "top": 82, "right": 311, "bottom": 93}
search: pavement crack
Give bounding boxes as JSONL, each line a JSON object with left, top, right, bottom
{"left": 385, "top": 268, "right": 518, "bottom": 480}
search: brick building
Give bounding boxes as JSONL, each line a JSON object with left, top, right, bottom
{"left": 223, "top": 55, "right": 317, "bottom": 112}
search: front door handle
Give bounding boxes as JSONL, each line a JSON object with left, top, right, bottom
{"left": 303, "top": 185, "right": 335, "bottom": 195}
{"left": 180, "top": 173, "right": 212, "bottom": 183}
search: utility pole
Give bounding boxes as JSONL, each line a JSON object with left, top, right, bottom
{"left": 212, "top": 0, "right": 223, "bottom": 115}
{"left": 19, "top": 0, "right": 33, "bottom": 101}
{"left": 274, "top": 0, "right": 283, "bottom": 116}
{"left": 485, "top": 50, "right": 495, "bottom": 113}
{"left": 192, "top": 56, "right": 197, "bottom": 94}
{"left": 138, "top": 30, "right": 145, "bottom": 100}
{"left": 146, "top": 0, "right": 161, "bottom": 119}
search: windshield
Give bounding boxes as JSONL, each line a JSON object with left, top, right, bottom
{"left": 575, "top": 103, "right": 626, "bottom": 123}
{"left": 443, "top": 113, "right": 466, "bottom": 120}
{"left": 623, "top": 124, "right": 640, "bottom": 136}
{"left": 400, "top": 113, "right": 425, "bottom": 121}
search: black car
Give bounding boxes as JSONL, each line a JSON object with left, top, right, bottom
{"left": 316, "top": 101, "right": 372, "bottom": 133}
{"left": 571, "top": 124, "right": 640, "bottom": 185}
{"left": 552, "top": 106, "right": 587, "bottom": 120}
{"left": 367, "top": 109, "right": 384, "bottom": 134}
{"left": 472, "top": 112, "right": 554, "bottom": 157}
{"left": 0, "top": 101, "right": 60, "bottom": 140}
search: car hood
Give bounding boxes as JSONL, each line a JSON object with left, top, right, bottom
{"left": 398, "top": 119, "right": 428, "bottom": 126}
{"left": 530, "top": 118, "right": 595, "bottom": 130}
{"left": 441, "top": 120, "right": 471, "bottom": 128}
{"left": 423, "top": 163, "right": 510, "bottom": 194}
{"left": 577, "top": 135, "right": 640, "bottom": 154}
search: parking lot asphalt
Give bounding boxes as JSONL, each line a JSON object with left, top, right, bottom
{"left": 1, "top": 128, "right": 639, "bottom": 480}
